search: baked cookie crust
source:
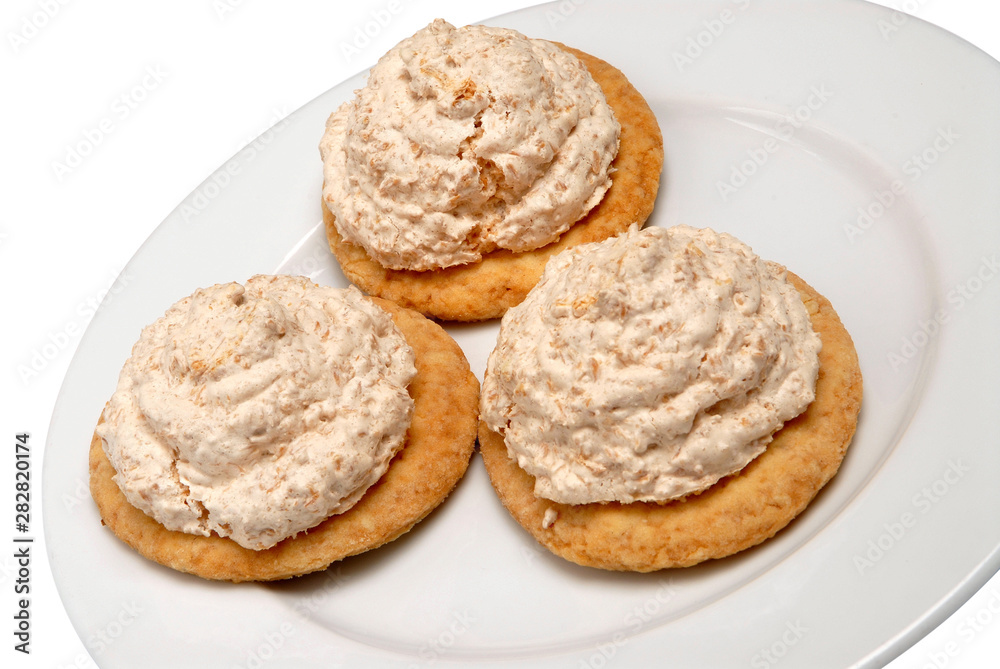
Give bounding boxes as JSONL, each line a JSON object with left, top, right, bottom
{"left": 479, "top": 272, "right": 863, "bottom": 571}
{"left": 324, "top": 44, "right": 664, "bottom": 322}
{"left": 89, "top": 298, "right": 480, "bottom": 582}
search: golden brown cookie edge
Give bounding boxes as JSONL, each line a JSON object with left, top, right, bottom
{"left": 89, "top": 298, "right": 480, "bottom": 582}
{"left": 323, "top": 44, "right": 665, "bottom": 322}
{"left": 479, "top": 272, "right": 863, "bottom": 571}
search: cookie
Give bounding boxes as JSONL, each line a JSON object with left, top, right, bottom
{"left": 479, "top": 272, "right": 862, "bottom": 571}
{"left": 324, "top": 44, "right": 664, "bottom": 322}
{"left": 90, "top": 297, "right": 480, "bottom": 581}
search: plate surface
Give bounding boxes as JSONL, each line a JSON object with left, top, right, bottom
{"left": 43, "top": 1, "right": 1000, "bottom": 667}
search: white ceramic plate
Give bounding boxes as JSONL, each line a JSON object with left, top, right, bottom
{"left": 43, "top": 1, "right": 1000, "bottom": 666}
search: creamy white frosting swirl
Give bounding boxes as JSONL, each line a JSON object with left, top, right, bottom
{"left": 481, "top": 225, "right": 822, "bottom": 504}
{"left": 320, "top": 19, "right": 620, "bottom": 271}
{"left": 97, "top": 275, "right": 415, "bottom": 550}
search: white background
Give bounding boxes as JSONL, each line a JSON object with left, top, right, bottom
{"left": 1, "top": 1, "right": 998, "bottom": 667}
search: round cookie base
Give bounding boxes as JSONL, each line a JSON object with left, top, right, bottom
{"left": 324, "top": 44, "right": 664, "bottom": 322}
{"left": 89, "top": 298, "right": 480, "bottom": 582}
{"left": 479, "top": 272, "right": 863, "bottom": 572}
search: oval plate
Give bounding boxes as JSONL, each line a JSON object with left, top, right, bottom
{"left": 44, "top": 1, "right": 1000, "bottom": 666}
